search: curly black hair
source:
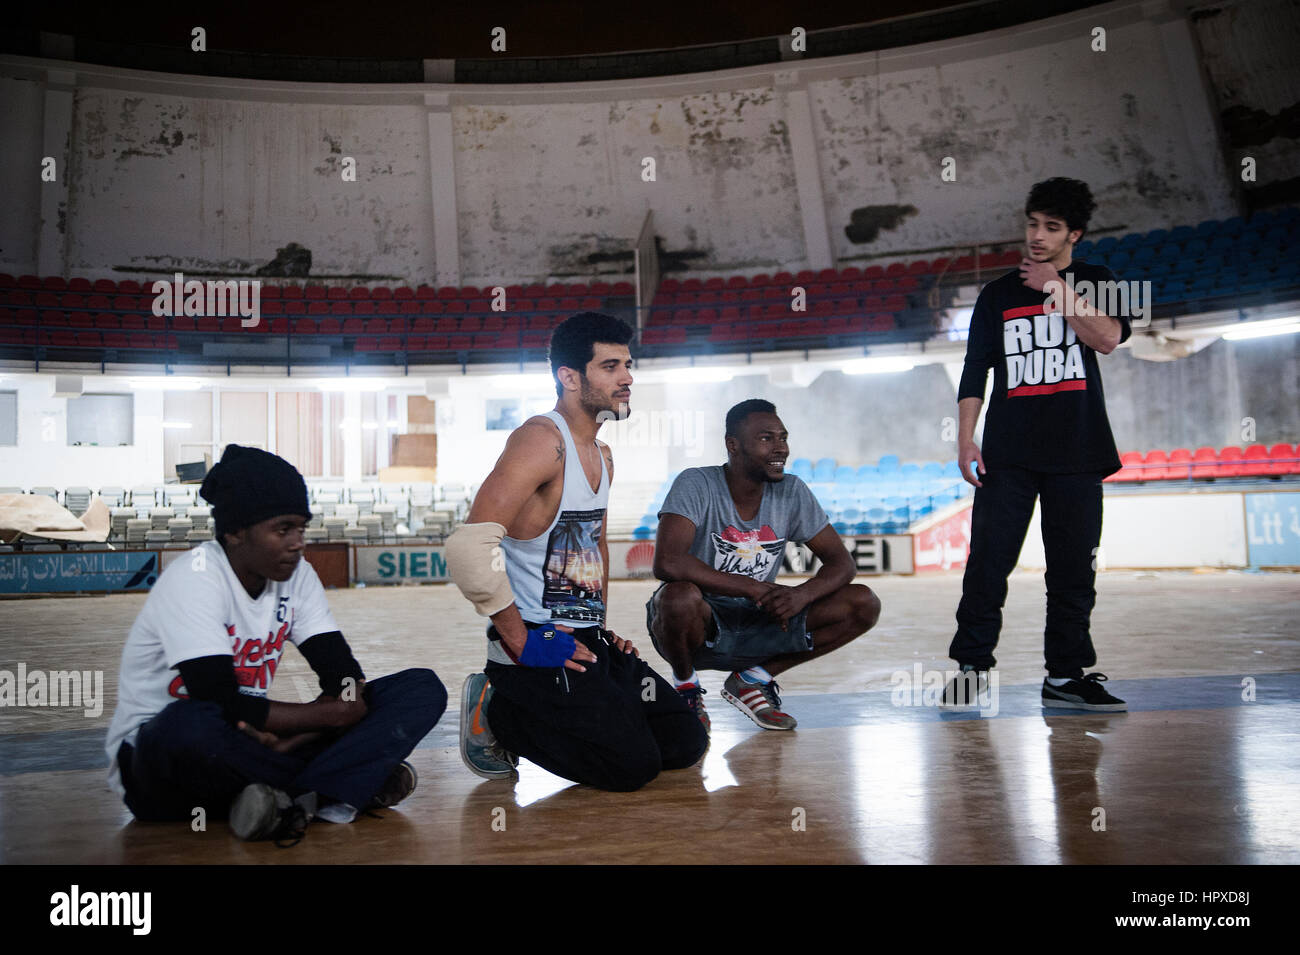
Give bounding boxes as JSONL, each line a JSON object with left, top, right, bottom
{"left": 548, "top": 311, "right": 633, "bottom": 398}
{"left": 1025, "top": 177, "right": 1097, "bottom": 239}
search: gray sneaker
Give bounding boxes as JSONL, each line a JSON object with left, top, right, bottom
{"left": 721, "top": 672, "right": 797, "bottom": 730}
{"left": 460, "top": 673, "right": 519, "bottom": 779}
{"left": 229, "top": 783, "right": 310, "bottom": 846}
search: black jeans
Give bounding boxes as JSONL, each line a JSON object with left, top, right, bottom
{"left": 485, "top": 627, "right": 708, "bottom": 792}
{"left": 118, "top": 668, "right": 446, "bottom": 820}
{"left": 949, "top": 468, "right": 1105, "bottom": 678}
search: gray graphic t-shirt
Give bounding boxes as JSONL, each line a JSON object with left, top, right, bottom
{"left": 658, "top": 466, "right": 831, "bottom": 583}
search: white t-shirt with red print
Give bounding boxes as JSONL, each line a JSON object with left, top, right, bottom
{"left": 104, "top": 540, "right": 338, "bottom": 795}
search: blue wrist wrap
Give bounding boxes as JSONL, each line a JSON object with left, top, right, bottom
{"left": 518, "top": 625, "right": 576, "bottom": 667}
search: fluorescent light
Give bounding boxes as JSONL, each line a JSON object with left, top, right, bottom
{"left": 842, "top": 357, "right": 916, "bottom": 375}
{"left": 161, "top": 421, "right": 192, "bottom": 430}
{"left": 486, "top": 373, "right": 555, "bottom": 390}
{"left": 128, "top": 377, "right": 203, "bottom": 390}
{"left": 1221, "top": 319, "right": 1300, "bottom": 341}
{"left": 308, "top": 377, "right": 391, "bottom": 392}
{"left": 361, "top": 421, "right": 379, "bottom": 431}
{"left": 385, "top": 420, "right": 401, "bottom": 428}
{"left": 659, "top": 366, "right": 736, "bottom": 383}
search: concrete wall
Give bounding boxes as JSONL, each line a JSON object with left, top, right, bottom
{"left": 0, "top": 76, "right": 44, "bottom": 273}
{"left": 62, "top": 89, "right": 435, "bottom": 282}
{"left": 0, "top": 0, "right": 1244, "bottom": 285}
{"left": 1103, "top": 334, "right": 1300, "bottom": 453}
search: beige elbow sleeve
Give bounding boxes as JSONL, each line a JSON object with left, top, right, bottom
{"left": 445, "top": 522, "right": 516, "bottom": 617}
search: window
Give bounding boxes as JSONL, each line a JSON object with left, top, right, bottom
{"left": 0, "top": 391, "right": 15, "bottom": 446}
{"left": 67, "top": 393, "right": 133, "bottom": 446}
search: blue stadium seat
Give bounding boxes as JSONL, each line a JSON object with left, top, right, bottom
{"left": 1168, "top": 226, "right": 1195, "bottom": 243}
{"left": 855, "top": 464, "right": 878, "bottom": 480}
{"left": 813, "top": 457, "right": 836, "bottom": 481}
{"left": 790, "top": 458, "right": 814, "bottom": 480}
{"left": 1219, "top": 216, "right": 1245, "bottom": 234}
{"left": 1194, "top": 219, "right": 1220, "bottom": 237}
{"left": 1094, "top": 237, "right": 1118, "bottom": 254}
{"left": 834, "top": 465, "right": 856, "bottom": 483}
{"left": 878, "top": 454, "right": 900, "bottom": 472}
{"left": 1145, "top": 229, "right": 1168, "bottom": 245}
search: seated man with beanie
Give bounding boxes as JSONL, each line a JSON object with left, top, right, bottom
{"left": 104, "top": 444, "right": 447, "bottom": 844}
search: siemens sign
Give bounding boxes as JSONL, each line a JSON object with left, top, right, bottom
{"left": 357, "top": 547, "right": 450, "bottom": 583}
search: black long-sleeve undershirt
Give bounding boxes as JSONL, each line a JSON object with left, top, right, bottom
{"left": 175, "top": 630, "right": 364, "bottom": 729}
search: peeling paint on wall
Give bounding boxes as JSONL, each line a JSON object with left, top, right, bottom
{"left": 845, "top": 204, "right": 918, "bottom": 244}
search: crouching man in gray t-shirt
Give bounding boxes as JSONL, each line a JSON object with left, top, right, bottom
{"left": 646, "top": 399, "right": 881, "bottom": 733}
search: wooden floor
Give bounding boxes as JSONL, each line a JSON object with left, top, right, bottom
{"left": 2, "top": 570, "right": 1298, "bottom": 864}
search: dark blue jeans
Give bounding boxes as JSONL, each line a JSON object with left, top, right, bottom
{"left": 949, "top": 468, "right": 1105, "bottom": 678}
{"left": 118, "top": 668, "right": 446, "bottom": 820}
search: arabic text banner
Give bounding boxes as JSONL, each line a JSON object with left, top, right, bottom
{"left": 0, "top": 551, "right": 160, "bottom": 594}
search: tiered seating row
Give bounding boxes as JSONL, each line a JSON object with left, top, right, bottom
{"left": 0, "top": 481, "right": 479, "bottom": 546}
{"left": 1108, "top": 443, "right": 1300, "bottom": 481}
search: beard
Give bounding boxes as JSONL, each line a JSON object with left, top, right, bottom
{"left": 581, "top": 377, "right": 630, "bottom": 421}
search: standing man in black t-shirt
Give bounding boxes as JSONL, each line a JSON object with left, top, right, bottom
{"left": 947, "top": 177, "right": 1128, "bottom": 711}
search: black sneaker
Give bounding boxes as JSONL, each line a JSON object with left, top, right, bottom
{"left": 229, "top": 783, "right": 311, "bottom": 847}
{"left": 369, "top": 761, "right": 418, "bottom": 809}
{"left": 1042, "top": 673, "right": 1127, "bottom": 712}
{"left": 940, "top": 665, "right": 988, "bottom": 708}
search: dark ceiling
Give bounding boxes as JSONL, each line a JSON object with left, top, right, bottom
{"left": 14, "top": 0, "right": 983, "bottom": 59}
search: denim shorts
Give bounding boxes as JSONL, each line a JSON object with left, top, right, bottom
{"left": 646, "top": 583, "right": 812, "bottom": 671}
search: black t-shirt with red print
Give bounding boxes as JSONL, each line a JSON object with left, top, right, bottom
{"left": 958, "top": 260, "right": 1131, "bottom": 476}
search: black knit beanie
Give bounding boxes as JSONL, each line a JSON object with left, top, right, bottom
{"left": 200, "top": 444, "right": 311, "bottom": 541}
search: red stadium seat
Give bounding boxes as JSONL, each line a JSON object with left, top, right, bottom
{"left": 304, "top": 285, "right": 327, "bottom": 300}
{"left": 1216, "top": 446, "right": 1244, "bottom": 477}
{"left": 1108, "top": 451, "right": 1144, "bottom": 483}
{"left": 1166, "top": 448, "right": 1193, "bottom": 480}
{"left": 1190, "top": 446, "right": 1219, "bottom": 478}
{"left": 327, "top": 286, "right": 348, "bottom": 300}
{"left": 1239, "top": 444, "right": 1270, "bottom": 476}
{"left": 1266, "top": 443, "right": 1300, "bottom": 475}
